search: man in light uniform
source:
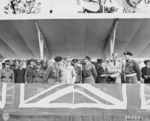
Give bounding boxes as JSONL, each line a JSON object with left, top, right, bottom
{"left": 59, "top": 57, "right": 76, "bottom": 84}
{"left": 107, "top": 52, "right": 123, "bottom": 84}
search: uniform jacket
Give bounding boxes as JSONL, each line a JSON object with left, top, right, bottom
{"left": 96, "top": 66, "right": 107, "bottom": 83}
{"left": 141, "top": 66, "right": 150, "bottom": 83}
{"left": 59, "top": 64, "right": 76, "bottom": 84}
{"left": 125, "top": 59, "right": 141, "bottom": 81}
{"left": 25, "top": 66, "right": 36, "bottom": 83}
{"left": 82, "top": 63, "right": 97, "bottom": 83}
{"left": 107, "top": 59, "right": 123, "bottom": 83}
{"left": 33, "top": 68, "right": 45, "bottom": 83}
{"left": 73, "top": 65, "right": 82, "bottom": 83}
{"left": 43, "top": 63, "right": 59, "bottom": 83}
{"left": 0, "top": 68, "right": 14, "bottom": 83}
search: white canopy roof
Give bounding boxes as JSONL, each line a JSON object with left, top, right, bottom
{"left": 0, "top": 19, "right": 150, "bottom": 59}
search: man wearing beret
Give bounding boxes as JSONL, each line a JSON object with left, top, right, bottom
{"left": 43, "top": 56, "right": 62, "bottom": 84}
{"left": 141, "top": 60, "right": 150, "bottom": 83}
{"left": 82, "top": 55, "right": 97, "bottom": 83}
{"left": 124, "top": 51, "right": 141, "bottom": 83}
{"left": 107, "top": 52, "right": 123, "bottom": 84}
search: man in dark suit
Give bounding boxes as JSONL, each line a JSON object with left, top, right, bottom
{"left": 14, "top": 61, "right": 26, "bottom": 83}
{"left": 141, "top": 60, "right": 150, "bottom": 83}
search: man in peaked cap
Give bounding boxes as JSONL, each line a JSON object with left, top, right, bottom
{"left": 82, "top": 55, "right": 97, "bottom": 83}
{"left": 96, "top": 59, "right": 107, "bottom": 83}
{"left": 124, "top": 51, "right": 141, "bottom": 83}
{"left": 141, "top": 59, "right": 150, "bottom": 83}
{"left": 43, "top": 56, "right": 63, "bottom": 84}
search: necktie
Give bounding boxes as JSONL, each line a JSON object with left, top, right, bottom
{"left": 114, "top": 60, "right": 116, "bottom": 66}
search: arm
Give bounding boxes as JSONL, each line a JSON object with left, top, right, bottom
{"left": 79, "top": 67, "right": 82, "bottom": 83}
{"left": 0, "top": 70, "right": 1, "bottom": 83}
{"left": 141, "top": 68, "right": 145, "bottom": 79}
{"left": 91, "top": 65, "right": 98, "bottom": 81}
{"left": 43, "top": 66, "right": 52, "bottom": 83}
{"left": 24, "top": 68, "right": 28, "bottom": 83}
{"left": 72, "top": 67, "right": 76, "bottom": 84}
{"left": 133, "top": 61, "right": 141, "bottom": 81}
{"left": 12, "top": 70, "right": 14, "bottom": 83}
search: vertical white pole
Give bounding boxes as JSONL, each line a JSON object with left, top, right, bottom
{"left": 110, "top": 22, "right": 117, "bottom": 59}
{"left": 35, "top": 22, "right": 44, "bottom": 60}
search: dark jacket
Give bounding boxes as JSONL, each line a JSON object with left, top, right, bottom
{"left": 14, "top": 68, "right": 26, "bottom": 83}
{"left": 141, "top": 66, "right": 150, "bottom": 83}
{"left": 96, "top": 66, "right": 107, "bottom": 83}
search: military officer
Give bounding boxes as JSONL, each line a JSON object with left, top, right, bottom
{"left": 59, "top": 57, "right": 76, "bottom": 84}
{"left": 24, "top": 59, "right": 36, "bottom": 83}
{"left": 82, "top": 56, "right": 97, "bottom": 83}
{"left": 0, "top": 60, "right": 14, "bottom": 83}
{"left": 96, "top": 59, "right": 107, "bottom": 83}
{"left": 124, "top": 51, "right": 141, "bottom": 83}
{"left": 141, "top": 60, "right": 150, "bottom": 83}
{"left": 43, "top": 56, "right": 62, "bottom": 84}
{"left": 33, "top": 61, "right": 45, "bottom": 83}
{"left": 107, "top": 52, "right": 123, "bottom": 84}
{"left": 72, "top": 59, "right": 82, "bottom": 83}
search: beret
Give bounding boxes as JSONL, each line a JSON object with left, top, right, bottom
{"left": 72, "top": 59, "right": 78, "bottom": 63}
{"left": 144, "top": 60, "right": 150, "bottom": 65}
{"left": 85, "top": 55, "right": 91, "bottom": 60}
{"left": 124, "top": 51, "right": 133, "bottom": 56}
{"left": 54, "top": 56, "right": 63, "bottom": 62}
{"left": 97, "top": 59, "right": 103, "bottom": 63}
{"left": 5, "top": 60, "right": 11, "bottom": 65}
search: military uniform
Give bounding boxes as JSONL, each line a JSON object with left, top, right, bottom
{"left": 125, "top": 59, "right": 141, "bottom": 83}
{"left": 96, "top": 66, "right": 107, "bottom": 83}
{"left": 141, "top": 66, "right": 150, "bottom": 83}
{"left": 43, "top": 63, "right": 60, "bottom": 84}
{"left": 59, "top": 64, "right": 76, "bottom": 84}
{"left": 25, "top": 66, "right": 36, "bottom": 83}
{"left": 107, "top": 59, "right": 123, "bottom": 84}
{"left": 33, "top": 68, "right": 45, "bottom": 83}
{"left": 0, "top": 68, "right": 14, "bottom": 83}
{"left": 73, "top": 65, "right": 82, "bottom": 83}
{"left": 82, "top": 63, "right": 97, "bottom": 83}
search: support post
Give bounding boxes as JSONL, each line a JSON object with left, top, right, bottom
{"left": 35, "top": 21, "right": 44, "bottom": 60}
{"left": 103, "top": 19, "right": 119, "bottom": 59}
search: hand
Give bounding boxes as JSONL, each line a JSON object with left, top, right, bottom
{"left": 144, "top": 75, "right": 149, "bottom": 79}
{"left": 110, "top": 75, "right": 115, "bottom": 78}
{"left": 101, "top": 74, "right": 106, "bottom": 77}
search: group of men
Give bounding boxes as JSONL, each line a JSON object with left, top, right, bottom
{"left": 0, "top": 51, "right": 150, "bottom": 84}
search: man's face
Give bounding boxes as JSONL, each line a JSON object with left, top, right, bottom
{"left": 19, "top": 62, "right": 23, "bottom": 68}
{"left": 112, "top": 54, "right": 118, "bottom": 60}
{"left": 124, "top": 55, "right": 129, "bottom": 60}
{"left": 84, "top": 59, "right": 88, "bottom": 64}
{"left": 101, "top": 62, "right": 106, "bottom": 68}
{"left": 5, "top": 64, "right": 10, "bottom": 69}
{"left": 30, "top": 61, "right": 35, "bottom": 66}
{"left": 147, "top": 61, "right": 150, "bottom": 66}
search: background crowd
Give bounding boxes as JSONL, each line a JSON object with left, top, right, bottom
{"left": 0, "top": 51, "right": 150, "bottom": 84}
